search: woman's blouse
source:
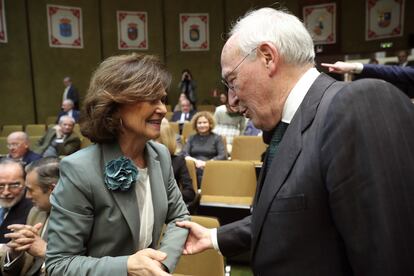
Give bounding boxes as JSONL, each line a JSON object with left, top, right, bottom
{"left": 182, "top": 133, "right": 227, "bottom": 161}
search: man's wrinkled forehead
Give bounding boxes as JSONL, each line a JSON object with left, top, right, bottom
{"left": 221, "top": 37, "right": 242, "bottom": 78}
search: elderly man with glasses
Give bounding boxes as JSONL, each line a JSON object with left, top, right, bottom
{"left": 0, "top": 158, "right": 32, "bottom": 244}
{"left": 177, "top": 7, "right": 414, "bottom": 276}
{"left": 7, "top": 132, "right": 42, "bottom": 167}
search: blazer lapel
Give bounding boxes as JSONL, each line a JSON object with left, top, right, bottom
{"left": 145, "top": 143, "right": 166, "bottom": 247}
{"left": 102, "top": 142, "right": 141, "bottom": 248}
{"left": 251, "top": 73, "right": 336, "bottom": 256}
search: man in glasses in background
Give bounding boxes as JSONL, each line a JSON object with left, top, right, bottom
{"left": 7, "top": 132, "right": 42, "bottom": 167}
{"left": 0, "top": 158, "right": 32, "bottom": 244}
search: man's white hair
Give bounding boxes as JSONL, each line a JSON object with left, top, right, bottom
{"left": 229, "top": 7, "right": 315, "bottom": 66}
{"left": 59, "top": 115, "right": 75, "bottom": 125}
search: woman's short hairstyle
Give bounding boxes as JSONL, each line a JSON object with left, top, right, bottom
{"left": 158, "top": 119, "right": 177, "bottom": 155}
{"left": 81, "top": 53, "right": 171, "bottom": 143}
{"left": 26, "top": 157, "right": 60, "bottom": 193}
{"left": 229, "top": 7, "right": 315, "bottom": 66}
{"left": 191, "top": 111, "right": 215, "bottom": 133}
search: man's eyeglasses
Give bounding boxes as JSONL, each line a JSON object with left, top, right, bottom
{"left": 0, "top": 182, "right": 23, "bottom": 192}
{"left": 221, "top": 47, "right": 257, "bottom": 91}
{"left": 7, "top": 143, "right": 22, "bottom": 149}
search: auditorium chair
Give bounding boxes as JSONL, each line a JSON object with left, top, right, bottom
{"left": 197, "top": 105, "right": 216, "bottom": 113}
{"left": 231, "top": 136, "right": 267, "bottom": 162}
{"left": 181, "top": 122, "right": 195, "bottom": 143}
{"left": 25, "top": 124, "right": 46, "bottom": 137}
{"left": 0, "top": 137, "right": 8, "bottom": 155}
{"left": 0, "top": 125, "right": 23, "bottom": 137}
{"left": 173, "top": 216, "right": 225, "bottom": 276}
{"left": 200, "top": 160, "right": 256, "bottom": 208}
{"left": 185, "top": 159, "right": 200, "bottom": 213}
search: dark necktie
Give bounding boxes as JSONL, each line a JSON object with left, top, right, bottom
{"left": 264, "top": 121, "right": 289, "bottom": 173}
{"left": 0, "top": 207, "right": 9, "bottom": 225}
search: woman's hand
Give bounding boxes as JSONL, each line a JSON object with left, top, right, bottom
{"left": 127, "top": 248, "right": 170, "bottom": 276}
{"left": 194, "top": 160, "right": 206, "bottom": 169}
{"left": 5, "top": 223, "right": 45, "bottom": 258}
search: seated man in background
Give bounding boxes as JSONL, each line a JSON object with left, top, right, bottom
{"left": 6, "top": 132, "right": 41, "bottom": 167}
{"left": 2, "top": 157, "right": 59, "bottom": 276}
{"left": 55, "top": 99, "right": 80, "bottom": 123}
{"left": 0, "top": 158, "right": 32, "bottom": 244}
{"left": 34, "top": 116, "right": 81, "bottom": 157}
{"left": 172, "top": 98, "right": 197, "bottom": 134}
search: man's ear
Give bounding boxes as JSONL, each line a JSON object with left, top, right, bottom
{"left": 257, "top": 43, "right": 279, "bottom": 75}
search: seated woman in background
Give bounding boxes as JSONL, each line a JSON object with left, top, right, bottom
{"left": 158, "top": 119, "right": 195, "bottom": 204}
{"left": 45, "top": 53, "right": 189, "bottom": 276}
{"left": 182, "top": 111, "right": 227, "bottom": 188}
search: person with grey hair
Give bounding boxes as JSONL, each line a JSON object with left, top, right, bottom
{"left": 34, "top": 116, "right": 80, "bottom": 157}
{"left": 55, "top": 99, "right": 80, "bottom": 123}
{"left": 6, "top": 132, "right": 41, "bottom": 167}
{"left": 177, "top": 7, "right": 414, "bottom": 275}
{"left": 2, "top": 157, "right": 59, "bottom": 276}
{"left": 0, "top": 158, "right": 32, "bottom": 244}
{"left": 62, "top": 76, "right": 79, "bottom": 110}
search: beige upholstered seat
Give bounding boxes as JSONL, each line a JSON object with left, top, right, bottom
{"left": 182, "top": 122, "right": 195, "bottom": 143}
{"left": 25, "top": 124, "right": 46, "bottom": 137}
{"left": 0, "top": 125, "right": 23, "bottom": 137}
{"left": 200, "top": 160, "right": 256, "bottom": 208}
{"left": 231, "top": 136, "right": 267, "bottom": 162}
{"left": 173, "top": 216, "right": 224, "bottom": 276}
{"left": 197, "top": 105, "right": 216, "bottom": 113}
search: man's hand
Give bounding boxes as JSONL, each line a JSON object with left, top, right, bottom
{"left": 321, "top": 62, "right": 359, "bottom": 74}
{"left": 175, "top": 221, "right": 213, "bottom": 255}
{"left": 127, "top": 248, "right": 170, "bottom": 276}
{"left": 5, "top": 223, "right": 45, "bottom": 258}
{"left": 53, "top": 125, "right": 64, "bottom": 138}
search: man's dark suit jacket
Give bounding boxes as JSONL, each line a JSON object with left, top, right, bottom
{"left": 217, "top": 74, "right": 414, "bottom": 275}
{"left": 33, "top": 129, "right": 81, "bottom": 157}
{"left": 171, "top": 110, "right": 196, "bottom": 122}
{"left": 356, "top": 64, "right": 414, "bottom": 98}
{"left": 22, "top": 150, "right": 42, "bottom": 167}
{"left": 66, "top": 85, "right": 79, "bottom": 110}
{"left": 0, "top": 197, "right": 33, "bottom": 243}
{"left": 55, "top": 110, "right": 80, "bottom": 123}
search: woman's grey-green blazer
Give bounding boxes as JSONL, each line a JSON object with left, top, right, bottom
{"left": 45, "top": 140, "right": 190, "bottom": 275}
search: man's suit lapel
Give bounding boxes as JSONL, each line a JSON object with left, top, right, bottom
{"left": 251, "top": 73, "right": 336, "bottom": 256}
{"left": 102, "top": 143, "right": 141, "bottom": 248}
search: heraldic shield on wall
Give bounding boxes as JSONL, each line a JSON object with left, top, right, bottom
{"left": 180, "top": 13, "right": 209, "bottom": 51}
{"left": 117, "top": 11, "right": 148, "bottom": 50}
{"left": 303, "top": 3, "right": 336, "bottom": 45}
{"left": 366, "top": 0, "right": 405, "bottom": 40}
{"left": 47, "top": 4, "right": 83, "bottom": 48}
{"left": 0, "top": 0, "right": 7, "bottom": 43}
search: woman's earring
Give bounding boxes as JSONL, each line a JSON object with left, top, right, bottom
{"left": 120, "top": 118, "right": 124, "bottom": 128}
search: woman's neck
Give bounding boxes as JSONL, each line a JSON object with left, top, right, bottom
{"left": 118, "top": 132, "right": 147, "bottom": 168}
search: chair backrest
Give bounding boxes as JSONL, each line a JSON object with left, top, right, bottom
{"left": 185, "top": 159, "right": 198, "bottom": 193}
{"left": 73, "top": 123, "right": 81, "bottom": 137}
{"left": 25, "top": 124, "right": 46, "bottom": 137}
{"left": 181, "top": 122, "right": 195, "bottom": 142}
{"left": 197, "top": 105, "right": 216, "bottom": 113}
{"left": 200, "top": 160, "right": 256, "bottom": 207}
{"left": 28, "top": 136, "right": 42, "bottom": 147}
{"left": 165, "top": 111, "right": 173, "bottom": 121}
{"left": 169, "top": 122, "right": 180, "bottom": 135}
{"left": 0, "top": 137, "right": 8, "bottom": 155}
{"left": 173, "top": 216, "right": 224, "bottom": 276}
{"left": 45, "top": 116, "right": 58, "bottom": 126}
{"left": 1, "top": 125, "right": 23, "bottom": 137}
{"left": 165, "top": 104, "right": 172, "bottom": 112}
{"left": 231, "top": 136, "right": 267, "bottom": 162}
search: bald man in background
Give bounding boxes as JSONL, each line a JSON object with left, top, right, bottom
{"left": 7, "top": 132, "right": 41, "bottom": 167}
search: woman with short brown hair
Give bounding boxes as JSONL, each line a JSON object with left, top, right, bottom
{"left": 46, "top": 53, "right": 189, "bottom": 276}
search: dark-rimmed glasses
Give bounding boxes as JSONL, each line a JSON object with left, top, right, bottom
{"left": 221, "top": 47, "right": 257, "bottom": 91}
